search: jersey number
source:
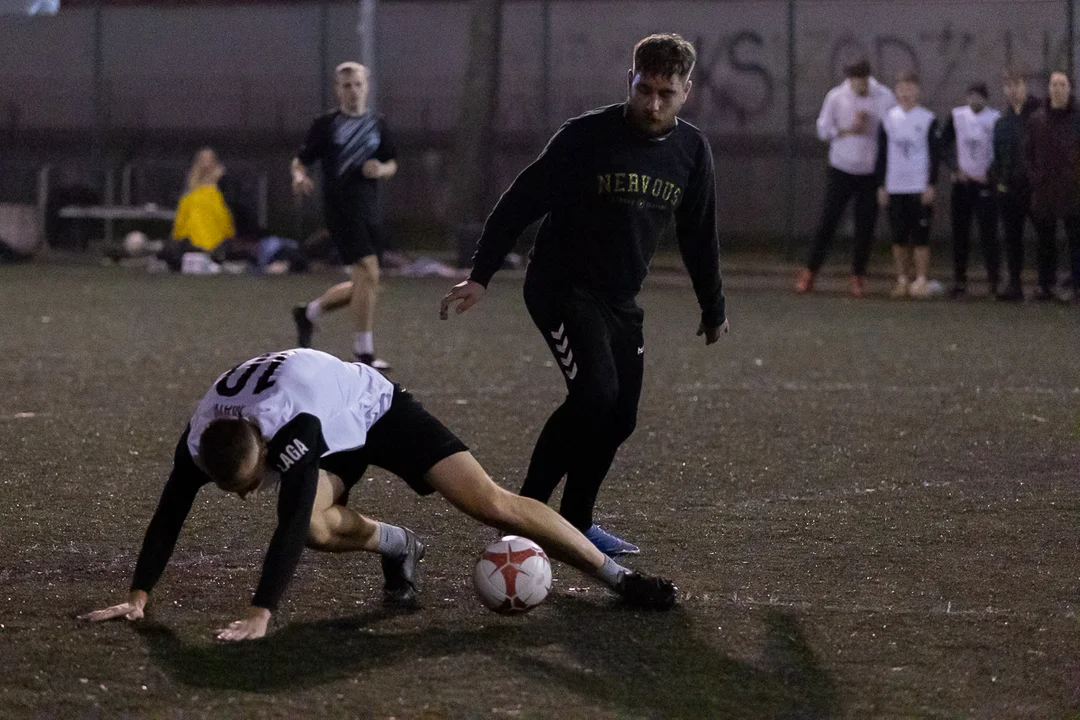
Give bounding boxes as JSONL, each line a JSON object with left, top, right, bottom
{"left": 216, "top": 352, "right": 288, "bottom": 397}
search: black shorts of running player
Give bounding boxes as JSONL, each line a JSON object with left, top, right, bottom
{"left": 888, "top": 193, "right": 933, "bottom": 247}
{"left": 324, "top": 195, "right": 382, "bottom": 265}
{"left": 320, "top": 385, "right": 468, "bottom": 498}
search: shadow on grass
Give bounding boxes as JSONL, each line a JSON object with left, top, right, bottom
{"left": 139, "top": 602, "right": 837, "bottom": 719}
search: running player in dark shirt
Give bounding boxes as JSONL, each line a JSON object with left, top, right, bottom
{"left": 441, "top": 34, "right": 728, "bottom": 556}
{"left": 80, "top": 350, "right": 677, "bottom": 642}
{"left": 291, "top": 62, "right": 397, "bottom": 370}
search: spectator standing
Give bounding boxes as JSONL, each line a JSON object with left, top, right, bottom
{"left": 940, "top": 83, "right": 1001, "bottom": 298}
{"left": 876, "top": 73, "right": 942, "bottom": 299}
{"left": 991, "top": 69, "right": 1040, "bottom": 301}
{"left": 1022, "top": 71, "right": 1080, "bottom": 302}
{"left": 796, "top": 60, "right": 896, "bottom": 297}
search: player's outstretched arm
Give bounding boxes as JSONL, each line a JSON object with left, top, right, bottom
{"left": 440, "top": 280, "right": 486, "bottom": 319}
{"left": 211, "top": 440, "right": 321, "bottom": 642}
{"left": 78, "top": 589, "right": 148, "bottom": 623}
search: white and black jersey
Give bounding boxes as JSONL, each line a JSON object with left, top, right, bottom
{"left": 875, "top": 105, "right": 943, "bottom": 194}
{"left": 130, "top": 350, "right": 408, "bottom": 611}
{"left": 187, "top": 349, "right": 394, "bottom": 470}
{"left": 941, "top": 106, "right": 1002, "bottom": 181}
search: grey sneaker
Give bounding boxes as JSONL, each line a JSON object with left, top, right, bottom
{"left": 381, "top": 528, "right": 425, "bottom": 606}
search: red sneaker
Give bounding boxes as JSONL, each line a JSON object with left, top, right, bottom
{"left": 849, "top": 275, "right": 868, "bottom": 298}
{"left": 794, "top": 268, "right": 815, "bottom": 294}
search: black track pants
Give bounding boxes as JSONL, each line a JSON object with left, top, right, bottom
{"left": 806, "top": 166, "right": 879, "bottom": 276}
{"left": 519, "top": 275, "right": 644, "bottom": 531}
{"left": 998, "top": 189, "right": 1031, "bottom": 288}
{"left": 951, "top": 180, "right": 1000, "bottom": 286}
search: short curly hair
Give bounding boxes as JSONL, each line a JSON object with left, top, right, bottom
{"left": 633, "top": 34, "right": 696, "bottom": 79}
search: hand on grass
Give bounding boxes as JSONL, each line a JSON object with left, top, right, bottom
{"left": 79, "top": 590, "right": 147, "bottom": 623}
{"left": 215, "top": 607, "right": 271, "bottom": 642}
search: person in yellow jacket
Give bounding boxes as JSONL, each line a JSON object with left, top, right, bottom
{"left": 171, "top": 148, "right": 235, "bottom": 252}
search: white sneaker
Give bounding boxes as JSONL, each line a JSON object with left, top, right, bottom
{"left": 909, "top": 278, "right": 930, "bottom": 299}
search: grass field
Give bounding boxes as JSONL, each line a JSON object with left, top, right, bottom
{"left": 1, "top": 263, "right": 1078, "bottom": 719}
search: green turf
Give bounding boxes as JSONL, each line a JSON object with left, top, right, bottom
{"left": 0, "top": 264, "right": 1077, "bottom": 718}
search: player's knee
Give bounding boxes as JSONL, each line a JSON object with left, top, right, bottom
{"left": 307, "top": 517, "right": 334, "bottom": 551}
{"left": 473, "top": 486, "right": 517, "bottom": 529}
{"left": 353, "top": 258, "right": 380, "bottom": 288}
{"left": 568, "top": 383, "right": 620, "bottom": 423}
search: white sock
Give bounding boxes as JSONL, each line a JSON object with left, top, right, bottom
{"left": 305, "top": 300, "right": 322, "bottom": 323}
{"left": 374, "top": 522, "right": 407, "bottom": 557}
{"left": 594, "top": 555, "right": 629, "bottom": 589}
{"left": 354, "top": 331, "right": 374, "bottom": 357}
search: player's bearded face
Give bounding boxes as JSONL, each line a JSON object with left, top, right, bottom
{"left": 626, "top": 71, "right": 691, "bottom": 137}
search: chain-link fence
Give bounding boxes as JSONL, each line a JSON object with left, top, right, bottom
{"left": 0, "top": 0, "right": 1073, "bottom": 250}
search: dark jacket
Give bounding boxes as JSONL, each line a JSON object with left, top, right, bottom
{"left": 1023, "top": 97, "right": 1080, "bottom": 217}
{"left": 991, "top": 95, "right": 1039, "bottom": 192}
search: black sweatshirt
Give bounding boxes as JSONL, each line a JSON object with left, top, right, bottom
{"left": 990, "top": 96, "right": 1040, "bottom": 192}
{"left": 130, "top": 417, "right": 326, "bottom": 611}
{"left": 469, "top": 103, "right": 726, "bottom": 328}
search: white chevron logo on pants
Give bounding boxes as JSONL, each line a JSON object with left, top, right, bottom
{"left": 550, "top": 323, "right": 577, "bottom": 380}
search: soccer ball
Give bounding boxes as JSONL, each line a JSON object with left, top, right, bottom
{"left": 473, "top": 535, "right": 552, "bottom": 614}
{"left": 123, "top": 230, "right": 147, "bottom": 255}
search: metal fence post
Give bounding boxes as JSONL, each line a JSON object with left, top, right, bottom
{"left": 359, "top": 0, "right": 377, "bottom": 108}
{"left": 1069, "top": 0, "right": 1076, "bottom": 80}
{"left": 784, "top": 0, "right": 797, "bottom": 257}
{"left": 319, "top": 0, "right": 329, "bottom": 111}
{"left": 541, "top": 0, "right": 552, "bottom": 132}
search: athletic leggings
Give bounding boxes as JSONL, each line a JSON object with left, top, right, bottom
{"left": 519, "top": 274, "right": 644, "bottom": 531}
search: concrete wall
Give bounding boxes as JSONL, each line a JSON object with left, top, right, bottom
{"left": 0, "top": 1, "right": 1072, "bottom": 244}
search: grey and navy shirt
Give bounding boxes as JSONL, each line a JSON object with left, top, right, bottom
{"left": 297, "top": 110, "right": 397, "bottom": 210}
{"left": 468, "top": 103, "right": 726, "bottom": 329}
{"left": 131, "top": 349, "right": 394, "bottom": 611}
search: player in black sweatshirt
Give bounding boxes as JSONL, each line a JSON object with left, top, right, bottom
{"left": 441, "top": 34, "right": 727, "bottom": 556}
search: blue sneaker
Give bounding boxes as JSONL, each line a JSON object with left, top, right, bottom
{"left": 584, "top": 524, "right": 640, "bottom": 556}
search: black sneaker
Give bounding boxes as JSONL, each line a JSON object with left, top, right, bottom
{"left": 1033, "top": 288, "right": 1055, "bottom": 303}
{"left": 949, "top": 282, "right": 967, "bottom": 300}
{"left": 381, "top": 528, "right": 425, "bottom": 606}
{"left": 292, "top": 306, "right": 314, "bottom": 348}
{"left": 356, "top": 353, "right": 392, "bottom": 372}
{"left": 996, "top": 284, "right": 1023, "bottom": 302}
{"left": 615, "top": 571, "right": 678, "bottom": 610}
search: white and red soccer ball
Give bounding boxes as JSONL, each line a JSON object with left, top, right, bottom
{"left": 473, "top": 535, "right": 552, "bottom": 614}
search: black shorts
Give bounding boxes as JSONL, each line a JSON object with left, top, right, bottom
{"left": 324, "top": 197, "right": 380, "bottom": 265}
{"left": 888, "top": 193, "right": 933, "bottom": 247}
{"left": 319, "top": 385, "right": 468, "bottom": 496}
